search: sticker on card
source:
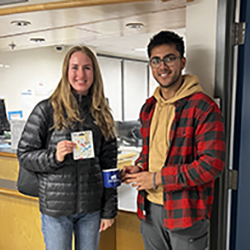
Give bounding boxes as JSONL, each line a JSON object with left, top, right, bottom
{"left": 71, "top": 131, "right": 95, "bottom": 160}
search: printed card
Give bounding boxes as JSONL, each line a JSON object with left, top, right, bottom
{"left": 71, "top": 131, "right": 95, "bottom": 160}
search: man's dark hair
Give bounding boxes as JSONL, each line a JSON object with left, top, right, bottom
{"left": 147, "top": 31, "right": 185, "bottom": 58}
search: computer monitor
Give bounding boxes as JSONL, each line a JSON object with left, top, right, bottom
{"left": 0, "top": 99, "right": 10, "bottom": 135}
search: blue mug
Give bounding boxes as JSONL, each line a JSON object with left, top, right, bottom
{"left": 102, "top": 168, "right": 122, "bottom": 188}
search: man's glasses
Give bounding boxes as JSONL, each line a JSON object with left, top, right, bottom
{"left": 149, "top": 55, "right": 181, "bottom": 68}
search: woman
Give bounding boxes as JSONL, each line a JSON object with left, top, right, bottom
{"left": 17, "top": 46, "right": 117, "bottom": 250}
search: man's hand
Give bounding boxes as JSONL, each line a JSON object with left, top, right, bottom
{"left": 124, "top": 171, "right": 154, "bottom": 190}
{"left": 122, "top": 165, "right": 141, "bottom": 182}
{"left": 124, "top": 171, "right": 162, "bottom": 191}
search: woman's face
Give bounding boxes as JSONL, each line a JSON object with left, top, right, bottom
{"left": 68, "top": 51, "right": 94, "bottom": 95}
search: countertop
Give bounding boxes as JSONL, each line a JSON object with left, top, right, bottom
{"left": 0, "top": 145, "right": 16, "bottom": 154}
{"left": 0, "top": 146, "right": 140, "bottom": 212}
{"left": 0, "top": 146, "right": 141, "bottom": 161}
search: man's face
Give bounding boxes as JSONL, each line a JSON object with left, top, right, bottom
{"left": 149, "top": 44, "right": 186, "bottom": 90}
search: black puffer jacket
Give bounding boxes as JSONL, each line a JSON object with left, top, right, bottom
{"left": 17, "top": 95, "right": 117, "bottom": 218}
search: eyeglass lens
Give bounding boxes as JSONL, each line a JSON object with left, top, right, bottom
{"left": 150, "top": 55, "right": 179, "bottom": 68}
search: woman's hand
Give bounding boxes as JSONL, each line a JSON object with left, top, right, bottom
{"left": 99, "top": 218, "right": 115, "bottom": 232}
{"left": 56, "top": 140, "right": 75, "bottom": 162}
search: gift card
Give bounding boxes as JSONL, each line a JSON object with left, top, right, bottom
{"left": 71, "top": 131, "right": 95, "bottom": 160}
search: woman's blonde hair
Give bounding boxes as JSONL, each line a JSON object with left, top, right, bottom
{"left": 50, "top": 45, "right": 115, "bottom": 139}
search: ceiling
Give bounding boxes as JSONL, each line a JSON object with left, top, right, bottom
{"left": 0, "top": 0, "right": 191, "bottom": 59}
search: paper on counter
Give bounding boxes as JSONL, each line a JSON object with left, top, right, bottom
{"left": 118, "top": 183, "right": 138, "bottom": 212}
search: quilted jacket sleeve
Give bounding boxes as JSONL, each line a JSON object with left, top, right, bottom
{"left": 17, "top": 100, "right": 61, "bottom": 173}
{"left": 99, "top": 135, "right": 118, "bottom": 219}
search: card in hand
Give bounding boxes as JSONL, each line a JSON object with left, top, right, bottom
{"left": 71, "top": 131, "right": 95, "bottom": 160}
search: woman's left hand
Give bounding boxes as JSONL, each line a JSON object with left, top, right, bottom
{"left": 99, "top": 218, "right": 115, "bottom": 232}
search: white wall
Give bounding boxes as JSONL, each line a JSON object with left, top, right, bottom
{"left": 98, "top": 56, "right": 122, "bottom": 120}
{"left": 185, "top": 0, "right": 217, "bottom": 96}
{"left": 123, "top": 60, "right": 148, "bottom": 120}
{"left": 0, "top": 46, "right": 67, "bottom": 119}
{"left": 0, "top": 46, "right": 149, "bottom": 122}
{"left": 0, "top": 0, "right": 218, "bottom": 121}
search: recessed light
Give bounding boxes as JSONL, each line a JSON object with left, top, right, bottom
{"left": 133, "top": 47, "right": 147, "bottom": 52}
{"left": 11, "top": 20, "right": 31, "bottom": 26}
{"left": 30, "top": 38, "right": 45, "bottom": 43}
{"left": 126, "top": 23, "right": 144, "bottom": 29}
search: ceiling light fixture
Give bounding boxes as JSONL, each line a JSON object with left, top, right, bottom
{"left": 30, "top": 38, "right": 45, "bottom": 43}
{"left": 126, "top": 22, "right": 144, "bottom": 29}
{"left": 11, "top": 20, "right": 31, "bottom": 26}
{"left": 133, "top": 47, "right": 147, "bottom": 52}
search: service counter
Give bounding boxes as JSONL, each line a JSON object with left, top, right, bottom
{"left": 0, "top": 150, "right": 144, "bottom": 250}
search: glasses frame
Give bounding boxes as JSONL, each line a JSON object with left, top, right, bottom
{"left": 149, "top": 55, "right": 182, "bottom": 68}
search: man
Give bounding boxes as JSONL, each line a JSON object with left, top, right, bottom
{"left": 123, "top": 31, "right": 225, "bottom": 250}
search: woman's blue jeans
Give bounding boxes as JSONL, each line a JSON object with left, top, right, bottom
{"left": 41, "top": 211, "right": 101, "bottom": 250}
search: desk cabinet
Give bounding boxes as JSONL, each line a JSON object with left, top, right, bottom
{"left": 0, "top": 152, "right": 144, "bottom": 250}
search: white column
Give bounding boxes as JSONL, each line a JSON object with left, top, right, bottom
{"left": 185, "top": 0, "right": 218, "bottom": 97}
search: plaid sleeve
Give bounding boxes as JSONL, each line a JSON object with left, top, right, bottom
{"left": 162, "top": 101, "right": 226, "bottom": 192}
{"left": 134, "top": 100, "right": 153, "bottom": 171}
{"left": 134, "top": 151, "right": 143, "bottom": 166}
{"left": 134, "top": 106, "right": 144, "bottom": 166}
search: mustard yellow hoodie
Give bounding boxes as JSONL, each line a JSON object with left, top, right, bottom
{"left": 147, "top": 74, "right": 203, "bottom": 205}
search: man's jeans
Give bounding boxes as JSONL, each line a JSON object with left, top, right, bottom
{"left": 41, "top": 211, "right": 101, "bottom": 250}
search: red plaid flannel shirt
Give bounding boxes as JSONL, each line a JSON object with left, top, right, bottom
{"left": 135, "top": 91, "right": 225, "bottom": 231}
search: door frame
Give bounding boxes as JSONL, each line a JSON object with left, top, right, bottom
{"left": 229, "top": 0, "right": 250, "bottom": 249}
{"left": 212, "top": 0, "right": 238, "bottom": 249}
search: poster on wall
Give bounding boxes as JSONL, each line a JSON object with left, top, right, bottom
{"left": 20, "top": 89, "right": 33, "bottom": 110}
{"left": 35, "top": 82, "right": 54, "bottom": 97}
{"left": 35, "top": 82, "right": 47, "bottom": 96}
